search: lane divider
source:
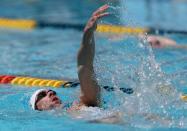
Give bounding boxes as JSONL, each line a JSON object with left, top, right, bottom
{"left": 0, "top": 17, "right": 145, "bottom": 34}
{"left": 0, "top": 75, "right": 16, "bottom": 84}
{"left": 0, "top": 75, "right": 187, "bottom": 100}
{"left": 1, "top": 18, "right": 187, "bottom": 35}
{"left": 180, "top": 95, "right": 187, "bottom": 101}
{"left": 97, "top": 24, "right": 148, "bottom": 34}
{"left": 0, "top": 75, "right": 134, "bottom": 94}
{"left": 0, "top": 18, "right": 36, "bottom": 29}
{"left": 0, "top": 75, "right": 69, "bottom": 88}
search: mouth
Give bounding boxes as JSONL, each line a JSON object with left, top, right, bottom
{"left": 52, "top": 97, "right": 61, "bottom": 104}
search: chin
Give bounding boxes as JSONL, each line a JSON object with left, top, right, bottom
{"left": 54, "top": 103, "right": 63, "bottom": 109}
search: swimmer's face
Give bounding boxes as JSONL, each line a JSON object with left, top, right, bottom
{"left": 147, "top": 37, "right": 161, "bottom": 48}
{"left": 35, "top": 90, "right": 62, "bottom": 111}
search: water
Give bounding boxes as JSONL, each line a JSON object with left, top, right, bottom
{"left": 0, "top": 0, "right": 187, "bottom": 130}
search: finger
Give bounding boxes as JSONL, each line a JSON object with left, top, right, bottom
{"left": 95, "top": 5, "right": 109, "bottom": 15}
{"left": 90, "top": 13, "right": 109, "bottom": 24}
{"left": 96, "top": 12, "right": 110, "bottom": 19}
{"left": 98, "top": 4, "right": 109, "bottom": 11}
{"left": 93, "top": 4, "right": 109, "bottom": 16}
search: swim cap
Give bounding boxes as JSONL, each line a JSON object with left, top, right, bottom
{"left": 30, "top": 89, "right": 47, "bottom": 110}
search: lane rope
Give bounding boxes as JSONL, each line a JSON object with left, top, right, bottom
{"left": 0, "top": 18, "right": 187, "bottom": 35}
{"left": 1, "top": 75, "right": 187, "bottom": 99}
{"left": 0, "top": 18, "right": 36, "bottom": 29}
{"left": 0, "top": 75, "right": 133, "bottom": 94}
{"left": 181, "top": 95, "right": 187, "bottom": 101}
{"left": 0, "top": 75, "right": 69, "bottom": 88}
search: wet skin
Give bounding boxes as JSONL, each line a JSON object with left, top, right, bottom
{"left": 34, "top": 5, "right": 110, "bottom": 111}
{"left": 36, "top": 90, "right": 62, "bottom": 111}
{"left": 147, "top": 35, "right": 176, "bottom": 48}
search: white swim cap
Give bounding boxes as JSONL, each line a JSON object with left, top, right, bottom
{"left": 30, "top": 89, "right": 47, "bottom": 110}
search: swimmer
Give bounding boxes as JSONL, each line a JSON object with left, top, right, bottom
{"left": 29, "top": 5, "right": 123, "bottom": 123}
{"left": 100, "top": 27, "right": 187, "bottom": 49}
{"left": 146, "top": 35, "right": 176, "bottom": 48}
{"left": 29, "top": 5, "right": 173, "bottom": 124}
{"left": 146, "top": 35, "right": 187, "bottom": 50}
{"left": 30, "top": 4, "right": 109, "bottom": 111}
{"left": 141, "top": 35, "right": 187, "bottom": 49}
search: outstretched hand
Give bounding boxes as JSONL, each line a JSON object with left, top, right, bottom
{"left": 84, "top": 4, "right": 109, "bottom": 33}
{"left": 78, "top": 5, "right": 110, "bottom": 107}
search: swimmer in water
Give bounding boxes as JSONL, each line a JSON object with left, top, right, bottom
{"left": 29, "top": 5, "right": 174, "bottom": 124}
{"left": 99, "top": 26, "right": 187, "bottom": 49}
{"left": 145, "top": 35, "right": 187, "bottom": 49}
{"left": 30, "top": 4, "right": 109, "bottom": 111}
{"left": 146, "top": 35, "right": 177, "bottom": 48}
{"left": 100, "top": 31, "right": 187, "bottom": 49}
{"left": 29, "top": 5, "right": 124, "bottom": 123}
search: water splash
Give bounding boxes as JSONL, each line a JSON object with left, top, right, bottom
{"left": 94, "top": 2, "right": 184, "bottom": 127}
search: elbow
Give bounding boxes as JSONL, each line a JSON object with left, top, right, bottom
{"left": 80, "top": 95, "right": 100, "bottom": 107}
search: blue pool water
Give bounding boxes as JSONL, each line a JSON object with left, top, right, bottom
{"left": 0, "top": 0, "right": 187, "bottom": 130}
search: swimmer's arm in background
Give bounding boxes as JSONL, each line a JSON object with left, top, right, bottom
{"left": 166, "top": 44, "right": 187, "bottom": 49}
{"left": 77, "top": 5, "right": 109, "bottom": 107}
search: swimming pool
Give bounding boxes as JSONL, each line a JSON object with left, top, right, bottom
{"left": 0, "top": 0, "right": 187, "bottom": 130}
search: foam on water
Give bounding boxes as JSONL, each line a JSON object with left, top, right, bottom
{"left": 0, "top": 1, "right": 187, "bottom": 130}
{"left": 93, "top": 2, "right": 186, "bottom": 128}
{"left": 94, "top": 34, "right": 186, "bottom": 128}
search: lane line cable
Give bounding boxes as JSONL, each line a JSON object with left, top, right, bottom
{"left": 0, "top": 18, "right": 187, "bottom": 35}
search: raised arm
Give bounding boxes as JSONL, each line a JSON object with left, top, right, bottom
{"left": 77, "top": 5, "right": 109, "bottom": 107}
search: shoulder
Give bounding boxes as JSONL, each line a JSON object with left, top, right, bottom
{"left": 67, "top": 101, "right": 85, "bottom": 112}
